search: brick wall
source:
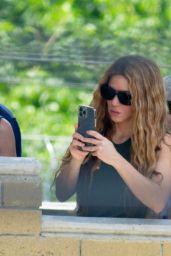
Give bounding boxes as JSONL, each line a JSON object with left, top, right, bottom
{"left": 0, "top": 157, "right": 171, "bottom": 256}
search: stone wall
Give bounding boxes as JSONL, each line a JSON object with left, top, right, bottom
{"left": 0, "top": 157, "right": 42, "bottom": 238}
{"left": 0, "top": 156, "right": 171, "bottom": 256}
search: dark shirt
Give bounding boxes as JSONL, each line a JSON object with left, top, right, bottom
{"left": 76, "top": 138, "right": 147, "bottom": 218}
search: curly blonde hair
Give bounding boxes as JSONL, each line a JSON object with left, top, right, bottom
{"left": 91, "top": 55, "right": 168, "bottom": 176}
{"left": 56, "top": 55, "right": 168, "bottom": 178}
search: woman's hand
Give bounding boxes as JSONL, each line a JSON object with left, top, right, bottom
{"left": 82, "top": 130, "right": 118, "bottom": 165}
{"left": 69, "top": 131, "right": 89, "bottom": 163}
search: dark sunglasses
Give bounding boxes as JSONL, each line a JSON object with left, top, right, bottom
{"left": 168, "top": 101, "right": 171, "bottom": 114}
{"left": 100, "top": 84, "right": 132, "bottom": 106}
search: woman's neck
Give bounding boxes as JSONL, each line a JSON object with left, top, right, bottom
{"left": 112, "top": 123, "right": 132, "bottom": 144}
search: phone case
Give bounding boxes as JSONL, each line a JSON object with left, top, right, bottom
{"left": 77, "top": 105, "right": 96, "bottom": 139}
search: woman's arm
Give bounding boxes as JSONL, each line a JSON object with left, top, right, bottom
{"left": 0, "top": 118, "right": 16, "bottom": 156}
{"left": 56, "top": 158, "right": 83, "bottom": 202}
{"left": 112, "top": 142, "right": 171, "bottom": 213}
{"left": 82, "top": 131, "right": 171, "bottom": 214}
{"left": 55, "top": 132, "right": 89, "bottom": 202}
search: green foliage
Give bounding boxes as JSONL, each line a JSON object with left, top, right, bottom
{"left": 0, "top": 0, "right": 171, "bottom": 200}
{"left": 0, "top": 81, "right": 92, "bottom": 135}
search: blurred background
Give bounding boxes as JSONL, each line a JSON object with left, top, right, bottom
{"left": 0, "top": 0, "right": 171, "bottom": 201}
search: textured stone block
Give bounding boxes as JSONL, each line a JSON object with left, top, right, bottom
{"left": 0, "top": 209, "right": 41, "bottom": 235}
{"left": 81, "top": 240, "right": 161, "bottom": 256}
{"left": 163, "top": 241, "right": 171, "bottom": 256}
{"left": 0, "top": 181, "right": 2, "bottom": 206}
{"left": 2, "top": 176, "right": 41, "bottom": 208}
{"left": 0, "top": 237, "right": 79, "bottom": 256}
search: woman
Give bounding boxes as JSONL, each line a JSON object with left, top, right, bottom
{"left": 55, "top": 55, "right": 171, "bottom": 218}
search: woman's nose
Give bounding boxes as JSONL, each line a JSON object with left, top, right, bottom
{"left": 111, "top": 95, "right": 120, "bottom": 105}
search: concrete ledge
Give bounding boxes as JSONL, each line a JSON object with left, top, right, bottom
{"left": 0, "top": 157, "right": 41, "bottom": 175}
{"left": 41, "top": 215, "right": 171, "bottom": 255}
{"left": 42, "top": 215, "right": 171, "bottom": 239}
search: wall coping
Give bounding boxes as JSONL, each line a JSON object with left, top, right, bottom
{"left": 0, "top": 157, "right": 42, "bottom": 175}
{"left": 40, "top": 201, "right": 76, "bottom": 211}
{"left": 42, "top": 214, "right": 171, "bottom": 238}
{"left": 40, "top": 201, "right": 76, "bottom": 216}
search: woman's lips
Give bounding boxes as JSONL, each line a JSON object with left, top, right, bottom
{"left": 109, "top": 109, "right": 121, "bottom": 115}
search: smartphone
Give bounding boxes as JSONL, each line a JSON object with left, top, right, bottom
{"left": 77, "top": 105, "right": 96, "bottom": 146}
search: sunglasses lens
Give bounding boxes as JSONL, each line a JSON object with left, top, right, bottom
{"left": 100, "top": 85, "right": 131, "bottom": 105}
{"left": 168, "top": 101, "right": 171, "bottom": 114}
{"left": 118, "top": 92, "right": 132, "bottom": 105}
{"left": 100, "top": 85, "right": 115, "bottom": 100}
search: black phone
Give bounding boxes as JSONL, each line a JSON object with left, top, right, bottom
{"left": 77, "top": 105, "right": 96, "bottom": 146}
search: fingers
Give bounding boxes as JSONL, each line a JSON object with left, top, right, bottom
{"left": 73, "top": 131, "right": 103, "bottom": 143}
{"left": 81, "top": 137, "right": 100, "bottom": 145}
{"left": 70, "top": 132, "right": 86, "bottom": 150}
{"left": 71, "top": 139, "right": 85, "bottom": 148}
{"left": 82, "top": 145, "right": 98, "bottom": 152}
{"left": 86, "top": 130, "right": 104, "bottom": 140}
{"left": 73, "top": 132, "right": 85, "bottom": 142}
{"left": 71, "top": 131, "right": 103, "bottom": 154}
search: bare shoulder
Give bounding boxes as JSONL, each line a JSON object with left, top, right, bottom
{"left": 156, "top": 133, "right": 171, "bottom": 169}
{"left": 161, "top": 133, "right": 171, "bottom": 153}
{"left": 164, "top": 133, "right": 171, "bottom": 143}
{"left": 152, "top": 133, "right": 171, "bottom": 185}
{"left": 0, "top": 118, "right": 16, "bottom": 156}
{"left": 0, "top": 118, "right": 13, "bottom": 135}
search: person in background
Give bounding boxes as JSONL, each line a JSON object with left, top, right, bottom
{"left": 159, "top": 75, "right": 171, "bottom": 218}
{"left": 55, "top": 55, "right": 171, "bottom": 218}
{"left": 146, "top": 75, "right": 171, "bottom": 219}
{"left": 0, "top": 117, "right": 16, "bottom": 156}
{"left": 165, "top": 75, "right": 171, "bottom": 129}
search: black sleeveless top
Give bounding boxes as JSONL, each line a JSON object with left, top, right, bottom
{"left": 76, "top": 138, "right": 147, "bottom": 218}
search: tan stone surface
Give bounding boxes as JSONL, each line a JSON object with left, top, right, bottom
{"left": 3, "top": 177, "right": 42, "bottom": 208}
{"left": 81, "top": 240, "right": 161, "bottom": 256}
{"left": 163, "top": 241, "right": 171, "bottom": 256}
{"left": 0, "top": 209, "right": 41, "bottom": 235}
{"left": 0, "top": 236, "right": 79, "bottom": 256}
{"left": 0, "top": 181, "right": 2, "bottom": 206}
